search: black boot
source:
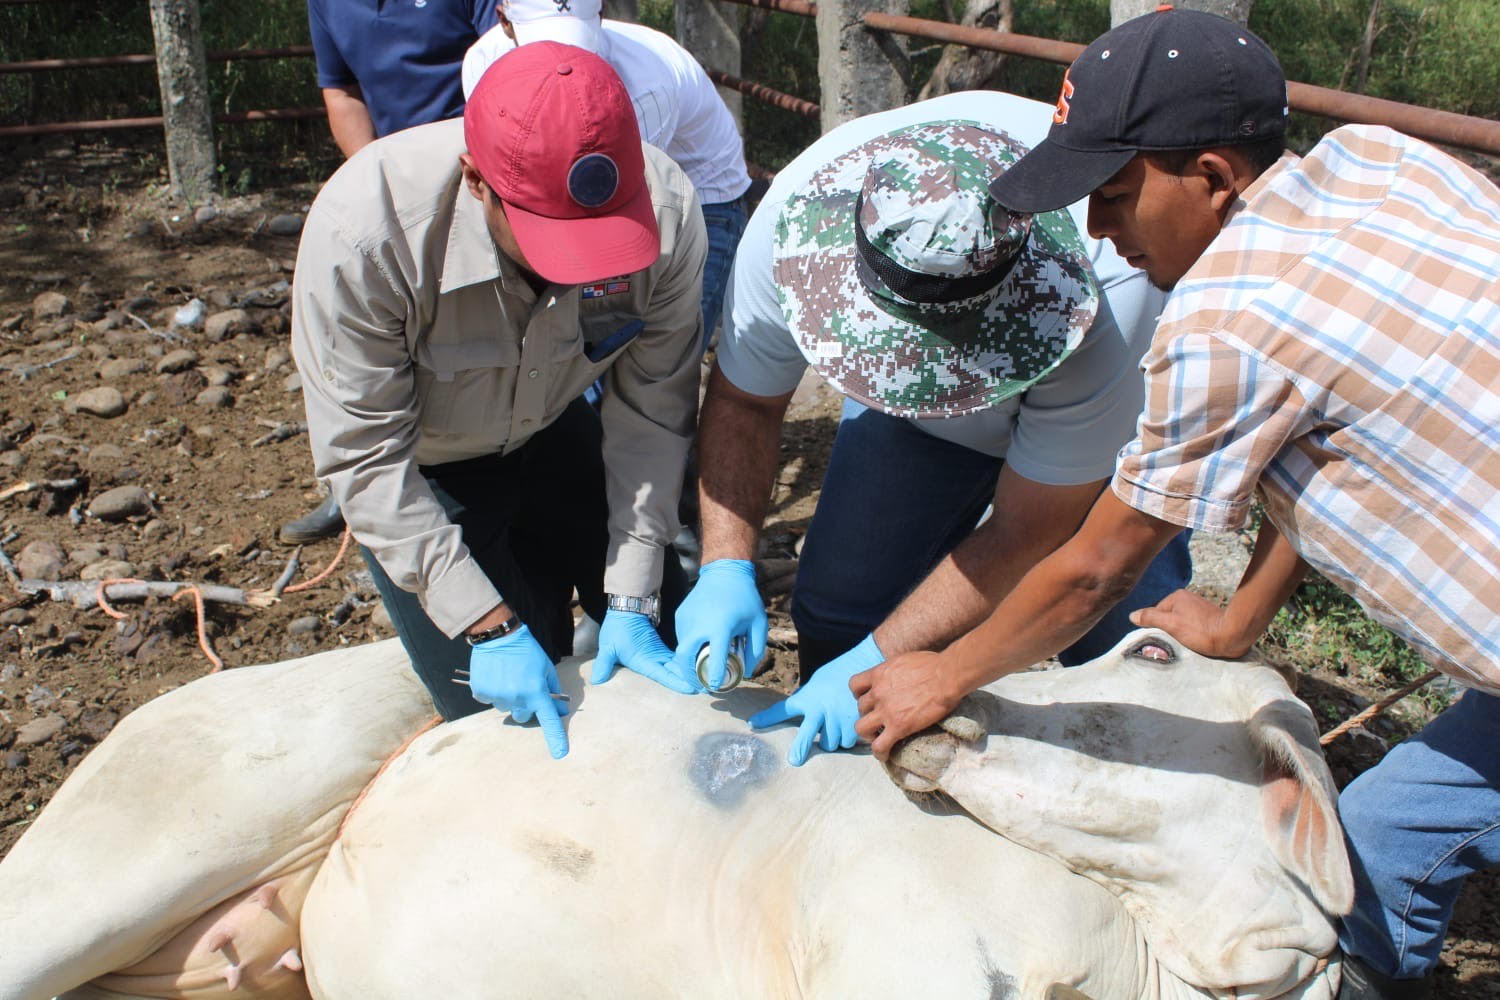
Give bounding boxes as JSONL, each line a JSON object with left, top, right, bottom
{"left": 1339, "top": 954, "right": 1434, "bottom": 1000}
{"left": 280, "top": 495, "right": 344, "bottom": 544}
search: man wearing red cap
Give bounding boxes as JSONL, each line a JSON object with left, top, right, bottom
{"left": 291, "top": 42, "right": 708, "bottom": 759}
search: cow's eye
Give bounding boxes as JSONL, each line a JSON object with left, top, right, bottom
{"left": 1127, "top": 638, "right": 1177, "bottom": 664}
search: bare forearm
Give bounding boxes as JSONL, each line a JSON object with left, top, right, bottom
{"left": 322, "top": 87, "right": 376, "bottom": 158}
{"left": 697, "top": 365, "right": 792, "bottom": 563}
{"left": 875, "top": 469, "right": 1104, "bottom": 656}
{"left": 1222, "top": 518, "right": 1309, "bottom": 651}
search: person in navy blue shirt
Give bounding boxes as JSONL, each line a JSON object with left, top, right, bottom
{"left": 307, "top": 0, "right": 496, "bottom": 156}
{"left": 286, "top": 0, "right": 499, "bottom": 541}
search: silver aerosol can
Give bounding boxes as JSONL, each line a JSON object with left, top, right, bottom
{"left": 695, "top": 638, "right": 746, "bottom": 692}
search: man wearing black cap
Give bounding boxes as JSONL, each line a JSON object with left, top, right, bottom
{"left": 854, "top": 9, "right": 1500, "bottom": 998}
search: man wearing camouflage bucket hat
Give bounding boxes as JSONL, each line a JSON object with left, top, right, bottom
{"left": 669, "top": 91, "right": 1193, "bottom": 766}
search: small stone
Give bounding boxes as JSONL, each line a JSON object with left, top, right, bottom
{"left": 172, "top": 298, "right": 207, "bottom": 331}
{"left": 58, "top": 739, "right": 85, "bottom": 762}
{"left": 140, "top": 519, "right": 170, "bottom": 542}
{"left": 263, "top": 346, "right": 291, "bottom": 371}
{"left": 3, "top": 750, "right": 26, "bottom": 770}
{"left": 89, "top": 485, "right": 153, "bottom": 521}
{"left": 63, "top": 386, "right": 127, "bottom": 418}
{"left": 41, "top": 316, "right": 75, "bottom": 339}
{"left": 25, "top": 685, "right": 55, "bottom": 711}
{"left": 282, "top": 371, "right": 302, "bottom": 394}
{"left": 204, "top": 366, "right": 238, "bottom": 387}
{"left": 80, "top": 559, "right": 135, "bottom": 582}
{"left": 195, "top": 386, "right": 233, "bottom": 408}
{"left": 370, "top": 603, "right": 394, "bottom": 633}
{"left": 68, "top": 543, "right": 110, "bottom": 565}
{"left": 32, "top": 291, "right": 70, "bottom": 320}
{"left": 135, "top": 390, "right": 158, "bottom": 407}
{"left": 15, "top": 714, "right": 65, "bottom": 746}
{"left": 287, "top": 615, "right": 322, "bottom": 636}
{"left": 194, "top": 204, "right": 219, "bottom": 224}
{"left": 16, "top": 540, "right": 65, "bottom": 580}
{"left": 0, "top": 720, "right": 12, "bottom": 749}
{"left": 79, "top": 708, "right": 119, "bottom": 742}
{"left": 86, "top": 343, "right": 113, "bottom": 361}
{"left": 268, "top": 213, "right": 304, "bottom": 237}
{"left": 98, "top": 357, "right": 149, "bottom": 379}
{"left": 156, "top": 348, "right": 199, "bottom": 374}
{"left": 204, "top": 308, "right": 253, "bottom": 342}
{"left": 0, "top": 609, "right": 32, "bottom": 627}
{"left": 162, "top": 369, "right": 208, "bottom": 405}
{"left": 93, "top": 310, "right": 125, "bottom": 332}
{"left": 192, "top": 424, "right": 217, "bottom": 439}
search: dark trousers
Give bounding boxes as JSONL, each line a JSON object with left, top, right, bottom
{"left": 364, "top": 398, "right": 685, "bottom": 719}
{"left": 792, "top": 400, "right": 1193, "bottom": 682}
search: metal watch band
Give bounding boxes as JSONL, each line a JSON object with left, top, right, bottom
{"left": 606, "top": 593, "right": 660, "bottom": 626}
{"left": 464, "top": 614, "right": 522, "bottom": 646}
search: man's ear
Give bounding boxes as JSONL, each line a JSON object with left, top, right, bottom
{"left": 1198, "top": 149, "right": 1252, "bottom": 216}
{"left": 458, "top": 154, "right": 488, "bottom": 203}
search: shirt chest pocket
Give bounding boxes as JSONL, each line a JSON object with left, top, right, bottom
{"left": 578, "top": 312, "right": 644, "bottom": 366}
{"left": 411, "top": 338, "right": 519, "bottom": 432}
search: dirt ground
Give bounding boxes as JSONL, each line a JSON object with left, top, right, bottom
{"left": 0, "top": 136, "right": 1494, "bottom": 994}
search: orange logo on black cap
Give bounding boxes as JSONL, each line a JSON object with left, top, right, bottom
{"left": 1053, "top": 70, "right": 1074, "bottom": 125}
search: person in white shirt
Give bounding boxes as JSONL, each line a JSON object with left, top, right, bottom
{"left": 464, "top": 0, "right": 752, "bottom": 347}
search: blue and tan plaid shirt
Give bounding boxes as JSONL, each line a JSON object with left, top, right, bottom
{"left": 1115, "top": 125, "right": 1500, "bottom": 693}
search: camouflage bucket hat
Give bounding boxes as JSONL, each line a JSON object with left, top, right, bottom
{"left": 773, "top": 121, "right": 1100, "bottom": 418}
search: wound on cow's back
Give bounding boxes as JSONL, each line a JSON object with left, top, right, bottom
{"left": 689, "top": 732, "right": 778, "bottom": 809}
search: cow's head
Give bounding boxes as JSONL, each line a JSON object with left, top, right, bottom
{"left": 885, "top": 629, "right": 1352, "bottom": 1000}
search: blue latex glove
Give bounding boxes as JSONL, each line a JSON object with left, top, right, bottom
{"left": 467, "top": 625, "right": 570, "bottom": 759}
{"left": 670, "top": 559, "right": 768, "bottom": 690}
{"left": 591, "top": 610, "right": 700, "bottom": 694}
{"left": 748, "top": 633, "right": 884, "bottom": 766}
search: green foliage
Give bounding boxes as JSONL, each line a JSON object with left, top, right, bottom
{"left": 1261, "top": 564, "right": 1451, "bottom": 715}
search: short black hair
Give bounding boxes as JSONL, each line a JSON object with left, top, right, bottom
{"left": 1145, "top": 135, "right": 1286, "bottom": 179}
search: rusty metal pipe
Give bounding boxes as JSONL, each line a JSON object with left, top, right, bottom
{"left": 719, "top": 0, "right": 816, "bottom": 15}
{"left": 705, "top": 68, "right": 819, "bottom": 119}
{"left": 0, "top": 106, "right": 326, "bottom": 139}
{"left": 861, "top": 11, "right": 1500, "bottom": 158}
{"left": 1, "top": 46, "right": 315, "bottom": 75}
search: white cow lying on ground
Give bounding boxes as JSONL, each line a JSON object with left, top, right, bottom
{"left": 0, "top": 630, "right": 1352, "bottom": 1000}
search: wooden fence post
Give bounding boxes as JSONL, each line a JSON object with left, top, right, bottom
{"left": 816, "top": 0, "right": 909, "bottom": 132}
{"left": 147, "top": 0, "right": 216, "bottom": 202}
{"left": 676, "top": 0, "right": 743, "bottom": 129}
{"left": 1110, "top": 0, "right": 1252, "bottom": 26}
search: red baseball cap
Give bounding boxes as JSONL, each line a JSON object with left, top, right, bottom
{"left": 464, "top": 42, "right": 659, "bottom": 285}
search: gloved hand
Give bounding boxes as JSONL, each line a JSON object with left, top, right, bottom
{"left": 591, "top": 610, "right": 699, "bottom": 694}
{"left": 467, "top": 625, "right": 570, "bottom": 759}
{"left": 670, "top": 559, "right": 768, "bottom": 690}
{"left": 748, "top": 633, "right": 884, "bottom": 766}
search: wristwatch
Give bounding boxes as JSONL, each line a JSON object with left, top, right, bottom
{"left": 606, "top": 593, "right": 660, "bottom": 626}
{"left": 464, "top": 613, "right": 522, "bottom": 646}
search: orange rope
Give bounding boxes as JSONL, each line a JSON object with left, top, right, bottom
{"left": 284, "top": 524, "right": 353, "bottom": 594}
{"left": 336, "top": 714, "right": 442, "bottom": 841}
{"left": 1319, "top": 669, "right": 1442, "bottom": 746}
{"left": 95, "top": 577, "right": 223, "bottom": 672}
{"left": 95, "top": 577, "right": 141, "bottom": 620}
{"left": 171, "top": 585, "right": 224, "bottom": 672}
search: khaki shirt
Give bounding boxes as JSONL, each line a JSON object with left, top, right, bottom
{"left": 292, "top": 118, "right": 706, "bottom": 638}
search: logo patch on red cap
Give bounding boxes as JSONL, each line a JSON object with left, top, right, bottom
{"left": 567, "top": 153, "right": 620, "bottom": 209}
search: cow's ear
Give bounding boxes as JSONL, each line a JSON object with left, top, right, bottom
{"left": 1249, "top": 700, "right": 1355, "bottom": 916}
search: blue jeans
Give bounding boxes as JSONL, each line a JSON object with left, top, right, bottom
{"left": 700, "top": 197, "right": 749, "bottom": 351}
{"left": 791, "top": 399, "right": 1193, "bottom": 680}
{"left": 1337, "top": 689, "right": 1500, "bottom": 978}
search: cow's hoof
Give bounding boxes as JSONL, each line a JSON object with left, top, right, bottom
{"left": 882, "top": 696, "right": 987, "bottom": 793}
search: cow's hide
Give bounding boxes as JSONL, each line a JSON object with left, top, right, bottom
{"left": 0, "top": 632, "right": 1348, "bottom": 1000}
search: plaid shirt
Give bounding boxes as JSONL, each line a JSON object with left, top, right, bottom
{"left": 1115, "top": 125, "right": 1500, "bottom": 693}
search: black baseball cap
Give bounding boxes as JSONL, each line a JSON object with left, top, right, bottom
{"left": 990, "top": 5, "right": 1287, "bottom": 214}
